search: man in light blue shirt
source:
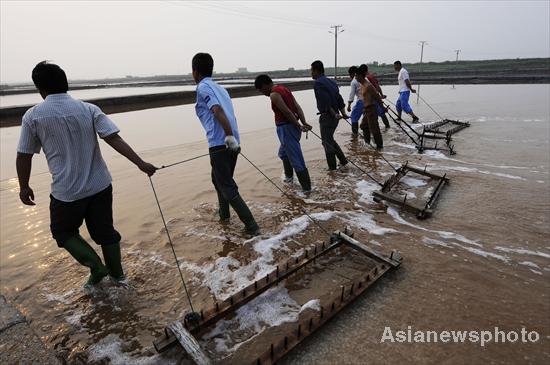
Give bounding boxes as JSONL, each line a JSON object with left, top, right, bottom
{"left": 192, "top": 53, "right": 259, "bottom": 236}
{"left": 16, "top": 61, "right": 157, "bottom": 288}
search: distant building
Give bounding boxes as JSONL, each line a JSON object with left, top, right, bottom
{"left": 288, "top": 67, "right": 295, "bottom": 71}
{"left": 237, "top": 67, "right": 249, "bottom": 73}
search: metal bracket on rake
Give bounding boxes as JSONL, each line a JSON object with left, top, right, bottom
{"left": 417, "top": 132, "right": 457, "bottom": 155}
{"left": 373, "top": 162, "right": 450, "bottom": 219}
{"left": 153, "top": 231, "right": 402, "bottom": 364}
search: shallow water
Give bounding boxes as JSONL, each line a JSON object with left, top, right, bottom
{"left": 0, "top": 84, "right": 549, "bottom": 364}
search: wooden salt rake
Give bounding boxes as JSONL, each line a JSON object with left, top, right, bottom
{"left": 417, "top": 119, "right": 470, "bottom": 155}
{"left": 373, "top": 161, "right": 449, "bottom": 219}
{"left": 153, "top": 230, "right": 402, "bottom": 364}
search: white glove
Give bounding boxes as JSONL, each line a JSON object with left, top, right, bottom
{"left": 224, "top": 135, "right": 240, "bottom": 152}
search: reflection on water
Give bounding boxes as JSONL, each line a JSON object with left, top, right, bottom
{"left": 0, "top": 84, "right": 549, "bottom": 364}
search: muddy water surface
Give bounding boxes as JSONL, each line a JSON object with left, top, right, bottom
{"left": 0, "top": 84, "right": 549, "bottom": 364}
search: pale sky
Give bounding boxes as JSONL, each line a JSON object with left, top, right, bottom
{"left": 1, "top": 0, "right": 549, "bottom": 83}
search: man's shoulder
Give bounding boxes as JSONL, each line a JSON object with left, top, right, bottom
{"left": 273, "top": 84, "right": 290, "bottom": 94}
{"left": 22, "top": 103, "right": 41, "bottom": 122}
{"left": 198, "top": 78, "right": 223, "bottom": 92}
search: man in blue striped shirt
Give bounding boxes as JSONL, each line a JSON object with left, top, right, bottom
{"left": 16, "top": 61, "right": 157, "bottom": 288}
{"left": 192, "top": 53, "right": 260, "bottom": 236}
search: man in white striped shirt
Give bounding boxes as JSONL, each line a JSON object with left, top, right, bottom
{"left": 16, "top": 61, "right": 157, "bottom": 288}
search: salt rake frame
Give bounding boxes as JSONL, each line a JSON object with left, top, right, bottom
{"left": 416, "top": 119, "right": 470, "bottom": 156}
{"left": 154, "top": 230, "right": 402, "bottom": 365}
{"left": 373, "top": 161, "right": 449, "bottom": 219}
{"left": 385, "top": 106, "right": 457, "bottom": 155}
{"left": 423, "top": 119, "right": 470, "bottom": 138}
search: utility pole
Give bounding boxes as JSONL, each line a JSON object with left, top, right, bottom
{"left": 453, "top": 49, "right": 460, "bottom": 89}
{"left": 329, "top": 25, "right": 344, "bottom": 81}
{"left": 417, "top": 40, "right": 427, "bottom": 103}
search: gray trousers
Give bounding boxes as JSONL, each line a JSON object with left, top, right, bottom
{"left": 319, "top": 114, "right": 348, "bottom": 170}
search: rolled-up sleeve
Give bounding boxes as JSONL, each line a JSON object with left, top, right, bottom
{"left": 89, "top": 104, "right": 120, "bottom": 138}
{"left": 17, "top": 113, "right": 41, "bottom": 154}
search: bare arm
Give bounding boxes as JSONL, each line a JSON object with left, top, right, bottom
{"left": 103, "top": 133, "right": 157, "bottom": 176}
{"left": 370, "top": 85, "right": 384, "bottom": 104}
{"left": 405, "top": 79, "right": 416, "bottom": 92}
{"left": 271, "top": 93, "right": 301, "bottom": 129}
{"left": 211, "top": 105, "right": 234, "bottom": 137}
{"left": 291, "top": 95, "right": 312, "bottom": 130}
{"left": 16, "top": 153, "right": 35, "bottom": 205}
{"left": 375, "top": 84, "right": 385, "bottom": 97}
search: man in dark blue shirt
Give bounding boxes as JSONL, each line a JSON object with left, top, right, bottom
{"left": 311, "top": 60, "right": 349, "bottom": 171}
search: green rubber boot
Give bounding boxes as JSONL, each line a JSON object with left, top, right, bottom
{"left": 229, "top": 195, "right": 260, "bottom": 236}
{"left": 63, "top": 235, "right": 109, "bottom": 286}
{"left": 101, "top": 243, "right": 125, "bottom": 281}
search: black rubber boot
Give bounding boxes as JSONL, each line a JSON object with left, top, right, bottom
{"left": 216, "top": 190, "right": 231, "bottom": 221}
{"left": 64, "top": 235, "right": 109, "bottom": 286}
{"left": 229, "top": 195, "right": 260, "bottom": 236}
{"left": 296, "top": 169, "right": 312, "bottom": 192}
{"left": 101, "top": 242, "right": 125, "bottom": 280}
{"left": 282, "top": 158, "right": 294, "bottom": 181}
{"left": 381, "top": 115, "right": 390, "bottom": 128}
{"left": 351, "top": 123, "right": 359, "bottom": 136}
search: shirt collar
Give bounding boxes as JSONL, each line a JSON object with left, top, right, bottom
{"left": 45, "top": 93, "right": 71, "bottom": 101}
{"left": 198, "top": 77, "right": 212, "bottom": 86}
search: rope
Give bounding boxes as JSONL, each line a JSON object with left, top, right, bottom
{"left": 383, "top": 103, "right": 421, "bottom": 144}
{"left": 159, "top": 153, "right": 210, "bottom": 169}
{"left": 159, "top": 148, "right": 229, "bottom": 170}
{"left": 148, "top": 175, "right": 197, "bottom": 314}
{"left": 238, "top": 151, "right": 333, "bottom": 237}
{"left": 306, "top": 128, "right": 384, "bottom": 187}
{"left": 417, "top": 94, "right": 445, "bottom": 121}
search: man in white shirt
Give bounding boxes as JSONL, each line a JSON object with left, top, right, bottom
{"left": 17, "top": 61, "right": 157, "bottom": 288}
{"left": 394, "top": 61, "right": 419, "bottom": 123}
{"left": 346, "top": 66, "right": 362, "bottom": 136}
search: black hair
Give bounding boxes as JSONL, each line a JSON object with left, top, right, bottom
{"left": 192, "top": 53, "right": 214, "bottom": 77}
{"left": 254, "top": 74, "right": 273, "bottom": 89}
{"left": 31, "top": 61, "right": 68, "bottom": 94}
{"left": 348, "top": 66, "right": 357, "bottom": 76}
{"left": 311, "top": 60, "right": 324, "bottom": 74}
{"left": 356, "top": 64, "right": 368, "bottom": 77}
{"left": 394, "top": 60, "right": 402, "bottom": 66}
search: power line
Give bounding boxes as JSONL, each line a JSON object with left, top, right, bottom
{"left": 166, "top": 0, "right": 327, "bottom": 29}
